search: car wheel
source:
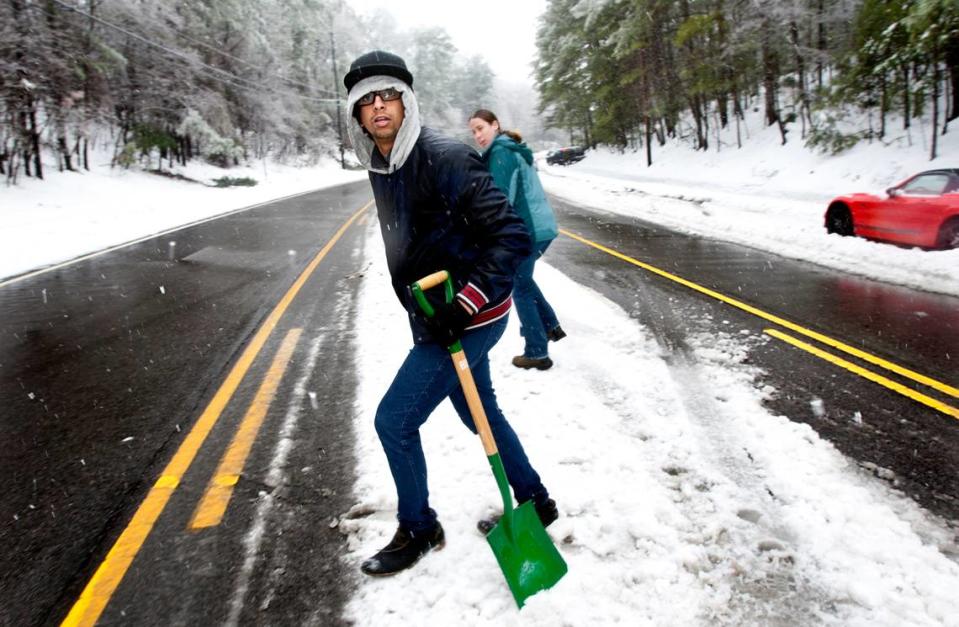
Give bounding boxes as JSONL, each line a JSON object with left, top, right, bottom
{"left": 936, "top": 219, "right": 959, "bottom": 250}
{"left": 826, "top": 204, "right": 854, "bottom": 236}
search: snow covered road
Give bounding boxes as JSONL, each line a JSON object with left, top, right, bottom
{"left": 341, "top": 222, "right": 959, "bottom": 626}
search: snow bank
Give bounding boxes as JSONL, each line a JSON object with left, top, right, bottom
{"left": 339, "top": 223, "right": 959, "bottom": 626}
{"left": 538, "top": 113, "right": 959, "bottom": 297}
{"left": 0, "top": 154, "right": 366, "bottom": 283}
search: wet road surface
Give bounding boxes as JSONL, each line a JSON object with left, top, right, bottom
{"left": 1, "top": 181, "right": 373, "bottom": 625}
{"left": 1, "top": 182, "right": 957, "bottom": 625}
{"left": 546, "top": 196, "right": 959, "bottom": 524}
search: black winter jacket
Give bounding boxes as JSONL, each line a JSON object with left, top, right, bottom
{"left": 369, "top": 127, "right": 533, "bottom": 343}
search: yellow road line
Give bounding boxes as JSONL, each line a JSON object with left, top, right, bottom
{"left": 560, "top": 228, "right": 958, "bottom": 399}
{"left": 765, "top": 329, "right": 959, "bottom": 419}
{"left": 189, "top": 328, "right": 302, "bottom": 529}
{"left": 61, "top": 200, "right": 372, "bottom": 627}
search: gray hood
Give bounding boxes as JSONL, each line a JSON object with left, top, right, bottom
{"left": 345, "top": 76, "right": 421, "bottom": 174}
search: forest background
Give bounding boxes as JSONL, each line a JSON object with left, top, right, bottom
{"left": 1, "top": 0, "right": 957, "bottom": 185}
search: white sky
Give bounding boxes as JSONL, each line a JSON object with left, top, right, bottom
{"left": 345, "top": 0, "right": 548, "bottom": 83}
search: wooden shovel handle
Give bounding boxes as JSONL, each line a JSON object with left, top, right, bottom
{"left": 450, "top": 349, "right": 498, "bottom": 456}
{"left": 413, "top": 270, "right": 450, "bottom": 291}
{"left": 411, "top": 271, "right": 498, "bottom": 457}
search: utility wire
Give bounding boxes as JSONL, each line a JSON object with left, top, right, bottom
{"left": 193, "top": 65, "right": 341, "bottom": 105}
{"left": 126, "top": 6, "right": 337, "bottom": 96}
{"left": 44, "top": 0, "right": 339, "bottom": 102}
{"left": 170, "top": 25, "right": 332, "bottom": 95}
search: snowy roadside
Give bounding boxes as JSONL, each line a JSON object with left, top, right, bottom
{"left": 536, "top": 129, "right": 959, "bottom": 299}
{"left": 0, "top": 156, "right": 367, "bottom": 284}
{"left": 338, "top": 222, "right": 959, "bottom": 626}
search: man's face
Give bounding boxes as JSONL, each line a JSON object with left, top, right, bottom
{"left": 358, "top": 88, "right": 406, "bottom": 154}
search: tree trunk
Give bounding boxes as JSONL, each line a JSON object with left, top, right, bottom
{"left": 817, "top": 0, "right": 826, "bottom": 88}
{"left": 714, "top": 110, "right": 721, "bottom": 152}
{"left": 58, "top": 136, "right": 73, "bottom": 171}
{"left": 763, "top": 72, "right": 778, "bottom": 126}
{"left": 790, "top": 21, "right": 810, "bottom": 138}
{"left": 700, "top": 95, "right": 709, "bottom": 151}
{"left": 931, "top": 60, "right": 940, "bottom": 160}
{"left": 735, "top": 111, "right": 742, "bottom": 148}
{"left": 690, "top": 97, "right": 705, "bottom": 150}
{"left": 28, "top": 105, "right": 43, "bottom": 180}
{"left": 761, "top": 21, "right": 780, "bottom": 128}
{"left": 946, "top": 37, "right": 959, "bottom": 121}
{"left": 879, "top": 73, "right": 887, "bottom": 139}
{"left": 585, "top": 107, "right": 594, "bottom": 149}
{"left": 732, "top": 81, "right": 745, "bottom": 147}
{"left": 6, "top": 147, "right": 19, "bottom": 183}
{"left": 902, "top": 64, "right": 911, "bottom": 129}
{"left": 714, "top": 0, "right": 730, "bottom": 130}
{"left": 645, "top": 115, "right": 653, "bottom": 166}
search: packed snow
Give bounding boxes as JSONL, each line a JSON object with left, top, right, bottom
{"left": 2, "top": 122, "right": 958, "bottom": 625}
{"left": 340, "top": 223, "right": 959, "bottom": 626}
{"left": 536, "top": 117, "right": 959, "bottom": 298}
{"left": 0, "top": 155, "right": 366, "bottom": 284}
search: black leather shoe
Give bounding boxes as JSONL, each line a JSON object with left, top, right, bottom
{"left": 547, "top": 326, "right": 567, "bottom": 342}
{"left": 477, "top": 498, "right": 558, "bottom": 535}
{"left": 360, "top": 523, "right": 445, "bottom": 576}
{"left": 512, "top": 355, "right": 553, "bottom": 370}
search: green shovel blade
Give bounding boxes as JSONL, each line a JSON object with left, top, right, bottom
{"left": 486, "top": 500, "right": 568, "bottom": 607}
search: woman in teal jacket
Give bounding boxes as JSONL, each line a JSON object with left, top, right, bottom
{"left": 469, "top": 109, "right": 565, "bottom": 370}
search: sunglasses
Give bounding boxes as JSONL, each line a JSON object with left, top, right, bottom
{"left": 357, "top": 87, "right": 403, "bottom": 106}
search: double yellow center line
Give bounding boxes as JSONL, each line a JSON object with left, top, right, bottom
{"left": 559, "top": 228, "right": 958, "bottom": 419}
{"left": 62, "top": 202, "right": 371, "bottom": 627}
{"left": 189, "top": 328, "right": 303, "bottom": 529}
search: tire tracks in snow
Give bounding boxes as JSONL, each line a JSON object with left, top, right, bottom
{"left": 614, "top": 294, "right": 836, "bottom": 625}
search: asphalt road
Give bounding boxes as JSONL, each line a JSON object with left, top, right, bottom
{"left": 546, "top": 195, "right": 959, "bottom": 523}
{"left": 1, "top": 181, "right": 957, "bottom": 625}
{"left": 0, "top": 180, "right": 373, "bottom": 626}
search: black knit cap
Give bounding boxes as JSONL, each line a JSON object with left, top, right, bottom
{"left": 343, "top": 50, "right": 414, "bottom": 92}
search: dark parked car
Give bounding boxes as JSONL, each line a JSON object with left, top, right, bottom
{"left": 546, "top": 146, "right": 586, "bottom": 166}
{"left": 824, "top": 169, "right": 959, "bottom": 250}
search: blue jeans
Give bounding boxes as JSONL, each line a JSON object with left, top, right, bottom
{"left": 514, "top": 240, "right": 560, "bottom": 359}
{"left": 374, "top": 317, "right": 549, "bottom": 532}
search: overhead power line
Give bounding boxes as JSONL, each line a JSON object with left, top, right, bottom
{"left": 193, "top": 65, "right": 340, "bottom": 105}
{"left": 170, "top": 28, "right": 327, "bottom": 95}
{"left": 126, "top": 7, "right": 334, "bottom": 96}
{"left": 44, "top": 0, "right": 340, "bottom": 102}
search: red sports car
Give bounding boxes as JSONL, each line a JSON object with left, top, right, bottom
{"left": 824, "top": 168, "right": 959, "bottom": 250}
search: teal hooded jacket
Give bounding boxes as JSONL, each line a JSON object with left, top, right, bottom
{"left": 481, "top": 134, "right": 559, "bottom": 243}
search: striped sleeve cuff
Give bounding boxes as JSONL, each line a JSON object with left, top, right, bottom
{"left": 456, "top": 282, "right": 489, "bottom": 315}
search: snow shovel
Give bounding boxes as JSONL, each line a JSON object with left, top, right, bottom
{"left": 411, "top": 270, "right": 568, "bottom": 608}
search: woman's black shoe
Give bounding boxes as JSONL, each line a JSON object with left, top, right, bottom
{"left": 360, "top": 523, "right": 445, "bottom": 576}
{"left": 547, "top": 326, "right": 567, "bottom": 342}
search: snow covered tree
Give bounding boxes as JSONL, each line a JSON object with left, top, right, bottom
{"left": 535, "top": 0, "right": 597, "bottom": 146}
{"left": 0, "top": 0, "right": 372, "bottom": 182}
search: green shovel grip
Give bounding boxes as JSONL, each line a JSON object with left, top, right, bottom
{"left": 411, "top": 270, "right": 461, "bottom": 354}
